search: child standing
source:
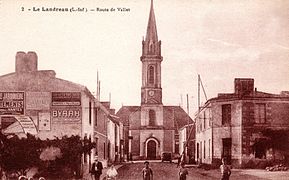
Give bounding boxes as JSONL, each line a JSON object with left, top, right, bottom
{"left": 142, "top": 161, "right": 153, "bottom": 180}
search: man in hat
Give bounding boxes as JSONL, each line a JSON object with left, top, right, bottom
{"left": 142, "top": 161, "right": 153, "bottom": 180}
{"left": 90, "top": 155, "right": 103, "bottom": 180}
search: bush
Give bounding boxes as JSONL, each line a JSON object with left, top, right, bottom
{"left": 0, "top": 132, "right": 95, "bottom": 179}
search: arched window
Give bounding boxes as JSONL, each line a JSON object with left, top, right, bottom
{"left": 149, "top": 110, "right": 156, "bottom": 126}
{"left": 148, "top": 66, "right": 154, "bottom": 84}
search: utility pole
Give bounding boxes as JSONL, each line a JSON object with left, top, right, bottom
{"left": 96, "top": 70, "right": 100, "bottom": 101}
{"left": 109, "top": 92, "right": 111, "bottom": 104}
{"left": 186, "top": 94, "right": 189, "bottom": 124}
{"left": 198, "top": 74, "right": 200, "bottom": 111}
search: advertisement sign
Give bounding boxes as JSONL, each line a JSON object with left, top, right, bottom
{"left": 1, "top": 116, "right": 37, "bottom": 135}
{"left": 0, "top": 116, "right": 16, "bottom": 129}
{"left": 52, "top": 92, "right": 81, "bottom": 106}
{"left": 51, "top": 107, "right": 81, "bottom": 123}
{"left": 26, "top": 92, "right": 51, "bottom": 110}
{"left": 39, "top": 112, "right": 51, "bottom": 131}
{"left": 14, "top": 115, "right": 37, "bottom": 135}
{"left": 0, "top": 92, "right": 24, "bottom": 115}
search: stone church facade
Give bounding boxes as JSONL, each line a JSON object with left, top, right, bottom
{"left": 116, "top": 1, "right": 193, "bottom": 160}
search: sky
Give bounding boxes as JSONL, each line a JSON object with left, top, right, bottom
{"left": 0, "top": 0, "right": 289, "bottom": 117}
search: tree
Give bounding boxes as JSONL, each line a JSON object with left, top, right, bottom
{"left": 0, "top": 133, "right": 95, "bottom": 178}
{"left": 0, "top": 133, "right": 42, "bottom": 176}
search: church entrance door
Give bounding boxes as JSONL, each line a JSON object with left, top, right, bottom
{"left": 147, "top": 140, "right": 156, "bottom": 159}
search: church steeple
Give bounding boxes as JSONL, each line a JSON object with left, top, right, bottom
{"left": 146, "top": 0, "right": 158, "bottom": 42}
{"left": 142, "top": 0, "right": 161, "bottom": 57}
{"left": 140, "top": 0, "right": 163, "bottom": 105}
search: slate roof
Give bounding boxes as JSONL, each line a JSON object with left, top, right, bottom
{"left": 116, "top": 105, "right": 193, "bottom": 128}
{"left": 116, "top": 106, "right": 140, "bottom": 126}
{"left": 164, "top": 106, "right": 193, "bottom": 130}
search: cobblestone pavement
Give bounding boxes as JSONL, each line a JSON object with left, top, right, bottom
{"left": 117, "top": 161, "right": 289, "bottom": 180}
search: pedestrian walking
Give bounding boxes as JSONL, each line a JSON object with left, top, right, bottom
{"left": 220, "top": 158, "right": 231, "bottom": 180}
{"left": 90, "top": 155, "right": 103, "bottom": 180}
{"left": 142, "top": 161, "right": 153, "bottom": 180}
{"left": 179, "top": 163, "right": 188, "bottom": 180}
{"left": 106, "top": 163, "right": 118, "bottom": 180}
{"left": 176, "top": 153, "right": 182, "bottom": 168}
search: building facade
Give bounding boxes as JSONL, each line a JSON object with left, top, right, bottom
{"left": 179, "top": 123, "right": 195, "bottom": 164}
{"left": 116, "top": 1, "right": 193, "bottom": 160}
{"left": 0, "top": 51, "right": 123, "bottom": 174}
{"left": 195, "top": 78, "right": 289, "bottom": 168}
{"left": 0, "top": 51, "right": 96, "bottom": 141}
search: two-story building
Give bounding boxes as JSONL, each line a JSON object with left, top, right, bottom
{"left": 97, "top": 102, "right": 123, "bottom": 164}
{"left": 0, "top": 51, "right": 123, "bottom": 174}
{"left": 195, "top": 78, "right": 289, "bottom": 168}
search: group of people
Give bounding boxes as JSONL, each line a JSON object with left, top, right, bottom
{"left": 90, "top": 155, "right": 118, "bottom": 180}
{"left": 141, "top": 160, "right": 188, "bottom": 180}
{"left": 143, "top": 158, "right": 231, "bottom": 180}
{"left": 90, "top": 155, "right": 231, "bottom": 180}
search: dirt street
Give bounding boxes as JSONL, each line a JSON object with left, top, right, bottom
{"left": 116, "top": 162, "right": 289, "bottom": 180}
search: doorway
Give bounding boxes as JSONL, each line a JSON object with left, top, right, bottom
{"left": 147, "top": 140, "right": 157, "bottom": 159}
{"left": 222, "top": 138, "right": 232, "bottom": 164}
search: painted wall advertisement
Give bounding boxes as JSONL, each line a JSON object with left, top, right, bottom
{"left": 39, "top": 112, "right": 51, "bottom": 131}
{"left": 51, "top": 92, "right": 81, "bottom": 123}
{"left": 0, "top": 92, "right": 24, "bottom": 115}
{"left": 14, "top": 115, "right": 38, "bottom": 135}
{"left": 26, "top": 92, "right": 51, "bottom": 110}
{"left": 52, "top": 92, "right": 81, "bottom": 106}
{"left": 51, "top": 107, "right": 81, "bottom": 123}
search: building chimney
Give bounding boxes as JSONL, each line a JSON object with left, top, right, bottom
{"left": 15, "top": 51, "right": 38, "bottom": 73}
{"left": 234, "top": 78, "right": 254, "bottom": 96}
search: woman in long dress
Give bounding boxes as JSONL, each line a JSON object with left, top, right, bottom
{"left": 106, "top": 164, "right": 118, "bottom": 180}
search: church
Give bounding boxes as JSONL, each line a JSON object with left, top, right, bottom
{"left": 116, "top": 0, "right": 193, "bottom": 160}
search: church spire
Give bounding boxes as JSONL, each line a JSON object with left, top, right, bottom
{"left": 142, "top": 0, "right": 161, "bottom": 56}
{"left": 146, "top": 0, "right": 158, "bottom": 42}
{"left": 140, "top": 0, "right": 163, "bottom": 105}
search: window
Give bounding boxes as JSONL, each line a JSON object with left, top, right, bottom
{"left": 208, "top": 139, "right": 211, "bottom": 158}
{"left": 148, "top": 66, "right": 154, "bottom": 84}
{"left": 104, "top": 143, "right": 106, "bottom": 159}
{"left": 204, "top": 140, "right": 206, "bottom": 159}
{"left": 209, "top": 112, "right": 212, "bottom": 127}
{"left": 89, "top": 101, "right": 92, "bottom": 125}
{"left": 203, "top": 111, "right": 206, "bottom": 130}
{"left": 94, "top": 107, "right": 98, "bottom": 126}
{"left": 196, "top": 143, "right": 200, "bottom": 160}
{"left": 175, "top": 143, "right": 179, "bottom": 154}
{"left": 200, "top": 141, "right": 202, "bottom": 160}
{"left": 149, "top": 110, "right": 156, "bottom": 126}
{"left": 95, "top": 138, "right": 98, "bottom": 155}
{"left": 254, "top": 104, "right": 266, "bottom": 123}
{"left": 222, "top": 104, "right": 231, "bottom": 125}
{"left": 108, "top": 142, "right": 111, "bottom": 159}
